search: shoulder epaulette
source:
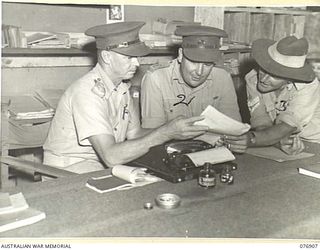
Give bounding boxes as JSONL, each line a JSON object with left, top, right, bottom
{"left": 148, "top": 61, "right": 171, "bottom": 73}
{"left": 91, "top": 78, "right": 106, "bottom": 98}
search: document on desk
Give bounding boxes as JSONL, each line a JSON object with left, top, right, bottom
{"left": 86, "top": 165, "right": 163, "bottom": 193}
{"left": 298, "top": 167, "right": 320, "bottom": 179}
{"left": 186, "top": 147, "right": 235, "bottom": 166}
{"left": 0, "top": 193, "right": 45, "bottom": 233}
{"left": 246, "top": 147, "right": 315, "bottom": 162}
{"left": 194, "top": 105, "right": 251, "bottom": 136}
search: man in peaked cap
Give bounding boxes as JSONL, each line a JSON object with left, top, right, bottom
{"left": 220, "top": 36, "right": 320, "bottom": 155}
{"left": 43, "top": 22, "right": 208, "bottom": 174}
{"left": 141, "top": 26, "right": 241, "bottom": 146}
{"left": 140, "top": 25, "right": 242, "bottom": 146}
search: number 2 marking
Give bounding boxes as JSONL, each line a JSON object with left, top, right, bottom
{"left": 173, "top": 94, "right": 195, "bottom": 106}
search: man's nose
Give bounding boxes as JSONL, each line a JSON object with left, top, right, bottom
{"left": 259, "top": 72, "right": 268, "bottom": 82}
{"left": 131, "top": 57, "right": 140, "bottom": 67}
{"left": 196, "top": 63, "right": 204, "bottom": 75}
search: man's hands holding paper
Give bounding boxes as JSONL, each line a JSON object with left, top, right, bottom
{"left": 163, "top": 115, "right": 209, "bottom": 140}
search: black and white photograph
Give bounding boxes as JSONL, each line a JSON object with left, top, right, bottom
{"left": 1, "top": 0, "right": 320, "bottom": 249}
{"left": 106, "top": 4, "right": 124, "bottom": 23}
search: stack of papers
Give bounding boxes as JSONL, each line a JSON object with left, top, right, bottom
{"left": 0, "top": 192, "right": 45, "bottom": 233}
{"left": 6, "top": 94, "right": 55, "bottom": 120}
{"left": 86, "top": 165, "right": 162, "bottom": 193}
{"left": 195, "top": 105, "right": 251, "bottom": 136}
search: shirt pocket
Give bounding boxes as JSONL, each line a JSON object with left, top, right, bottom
{"left": 163, "top": 98, "right": 190, "bottom": 121}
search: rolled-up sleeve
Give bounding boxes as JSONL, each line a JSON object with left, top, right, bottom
{"left": 72, "top": 89, "right": 113, "bottom": 146}
{"left": 140, "top": 71, "right": 167, "bottom": 128}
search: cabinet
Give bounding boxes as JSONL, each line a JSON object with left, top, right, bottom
{"left": 195, "top": 7, "right": 311, "bottom": 44}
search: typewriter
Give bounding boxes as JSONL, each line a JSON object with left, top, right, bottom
{"left": 130, "top": 140, "right": 237, "bottom": 183}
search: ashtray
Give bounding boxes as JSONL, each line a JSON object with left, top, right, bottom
{"left": 155, "top": 193, "right": 181, "bottom": 209}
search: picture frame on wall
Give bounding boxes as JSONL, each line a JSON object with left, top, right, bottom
{"left": 106, "top": 5, "right": 124, "bottom": 23}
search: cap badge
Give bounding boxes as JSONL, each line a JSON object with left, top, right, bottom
{"left": 118, "top": 42, "right": 129, "bottom": 48}
{"left": 198, "top": 39, "right": 206, "bottom": 48}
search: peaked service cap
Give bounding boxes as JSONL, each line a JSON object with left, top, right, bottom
{"left": 175, "top": 25, "right": 228, "bottom": 63}
{"left": 85, "top": 21, "right": 150, "bottom": 57}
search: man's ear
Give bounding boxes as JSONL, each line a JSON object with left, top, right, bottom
{"left": 177, "top": 48, "right": 183, "bottom": 63}
{"left": 101, "top": 50, "right": 111, "bottom": 64}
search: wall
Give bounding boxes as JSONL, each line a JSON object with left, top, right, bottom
{"left": 2, "top": 2, "right": 193, "bottom": 96}
{"left": 304, "top": 12, "right": 320, "bottom": 53}
{"left": 2, "top": 2, "right": 194, "bottom": 33}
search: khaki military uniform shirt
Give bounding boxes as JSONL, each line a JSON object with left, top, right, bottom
{"left": 141, "top": 59, "right": 241, "bottom": 128}
{"left": 246, "top": 69, "right": 320, "bottom": 143}
{"left": 43, "top": 64, "right": 140, "bottom": 166}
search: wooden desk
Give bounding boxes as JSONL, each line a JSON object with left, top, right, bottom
{"left": 1, "top": 143, "right": 320, "bottom": 238}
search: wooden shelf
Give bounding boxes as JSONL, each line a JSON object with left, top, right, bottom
{"left": 2, "top": 48, "right": 94, "bottom": 57}
{"left": 2, "top": 46, "right": 249, "bottom": 57}
{"left": 1, "top": 47, "right": 178, "bottom": 57}
{"left": 224, "top": 7, "right": 312, "bottom": 15}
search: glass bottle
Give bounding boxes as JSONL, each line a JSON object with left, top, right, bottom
{"left": 198, "top": 162, "right": 216, "bottom": 189}
{"left": 220, "top": 165, "right": 234, "bottom": 184}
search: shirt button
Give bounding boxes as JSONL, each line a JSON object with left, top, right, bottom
{"left": 170, "top": 109, "right": 173, "bottom": 113}
{"left": 114, "top": 128, "right": 117, "bottom": 131}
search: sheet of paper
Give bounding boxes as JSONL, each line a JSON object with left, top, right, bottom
{"left": 194, "top": 132, "right": 221, "bottom": 146}
{"left": 0, "top": 193, "right": 29, "bottom": 215}
{"left": 186, "top": 147, "right": 235, "bottom": 166}
{"left": 298, "top": 168, "right": 320, "bottom": 179}
{"left": 0, "top": 207, "right": 45, "bottom": 233}
{"left": 246, "top": 147, "right": 315, "bottom": 162}
{"left": 194, "top": 105, "right": 251, "bottom": 136}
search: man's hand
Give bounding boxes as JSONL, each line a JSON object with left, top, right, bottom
{"left": 163, "top": 116, "right": 209, "bottom": 140}
{"left": 217, "top": 133, "right": 249, "bottom": 153}
{"left": 279, "top": 135, "right": 305, "bottom": 155}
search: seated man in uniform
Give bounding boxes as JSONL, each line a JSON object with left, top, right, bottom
{"left": 43, "top": 22, "right": 208, "bottom": 174}
{"left": 140, "top": 25, "right": 242, "bottom": 130}
{"left": 220, "top": 36, "right": 320, "bottom": 154}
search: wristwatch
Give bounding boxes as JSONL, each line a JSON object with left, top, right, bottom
{"left": 248, "top": 131, "right": 257, "bottom": 146}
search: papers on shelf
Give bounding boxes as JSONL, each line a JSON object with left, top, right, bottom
{"left": 86, "top": 165, "right": 162, "bottom": 193}
{"left": 25, "top": 31, "right": 70, "bottom": 48}
{"left": 246, "top": 147, "right": 315, "bottom": 162}
{"left": 5, "top": 92, "right": 59, "bottom": 120}
{"left": 0, "top": 192, "right": 45, "bottom": 233}
{"left": 24, "top": 31, "right": 95, "bottom": 49}
{"left": 194, "top": 105, "right": 251, "bottom": 136}
{"left": 185, "top": 146, "right": 235, "bottom": 166}
{"left": 26, "top": 32, "right": 57, "bottom": 45}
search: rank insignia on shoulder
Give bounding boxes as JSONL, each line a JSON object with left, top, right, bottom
{"left": 91, "top": 78, "right": 106, "bottom": 98}
{"left": 149, "top": 61, "right": 171, "bottom": 72}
